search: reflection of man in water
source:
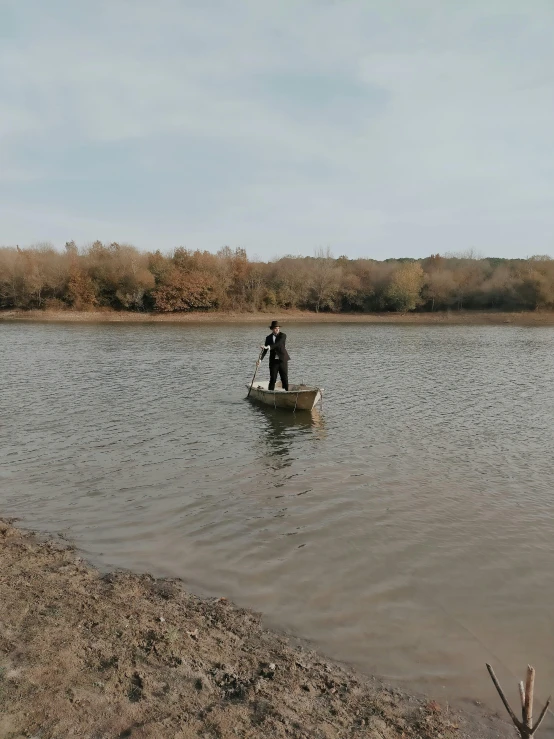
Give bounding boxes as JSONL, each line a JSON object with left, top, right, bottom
{"left": 257, "top": 320, "right": 290, "bottom": 391}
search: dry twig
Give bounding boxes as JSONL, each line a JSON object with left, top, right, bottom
{"left": 486, "top": 663, "right": 551, "bottom": 738}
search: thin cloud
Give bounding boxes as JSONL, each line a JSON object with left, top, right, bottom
{"left": 1, "top": 0, "right": 553, "bottom": 257}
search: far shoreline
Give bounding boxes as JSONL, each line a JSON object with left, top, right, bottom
{"left": 2, "top": 308, "right": 554, "bottom": 326}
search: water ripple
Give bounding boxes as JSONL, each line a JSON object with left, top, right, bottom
{"left": 2, "top": 322, "right": 554, "bottom": 710}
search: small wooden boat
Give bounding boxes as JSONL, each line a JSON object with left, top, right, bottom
{"left": 246, "top": 380, "right": 323, "bottom": 410}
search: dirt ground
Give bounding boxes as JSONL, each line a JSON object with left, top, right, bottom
{"left": 2, "top": 307, "right": 554, "bottom": 326}
{"left": 0, "top": 520, "right": 508, "bottom": 739}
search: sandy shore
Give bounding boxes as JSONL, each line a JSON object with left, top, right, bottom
{"left": 2, "top": 308, "right": 554, "bottom": 326}
{"left": 0, "top": 519, "right": 506, "bottom": 739}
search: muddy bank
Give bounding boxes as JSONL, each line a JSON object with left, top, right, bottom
{"left": 2, "top": 308, "right": 554, "bottom": 326}
{"left": 0, "top": 520, "right": 506, "bottom": 739}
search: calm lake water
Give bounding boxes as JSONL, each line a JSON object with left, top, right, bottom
{"left": 2, "top": 321, "right": 554, "bottom": 713}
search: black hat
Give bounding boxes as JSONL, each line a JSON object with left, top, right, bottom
{"left": 269, "top": 320, "right": 280, "bottom": 329}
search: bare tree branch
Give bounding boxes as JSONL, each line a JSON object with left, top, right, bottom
{"left": 486, "top": 663, "right": 551, "bottom": 738}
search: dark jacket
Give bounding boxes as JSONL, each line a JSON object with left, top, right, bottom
{"left": 261, "top": 332, "right": 290, "bottom": 363}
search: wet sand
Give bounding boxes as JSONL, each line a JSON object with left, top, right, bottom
{"left": 2, "top": 308, "right": 554, "bottom": 326}
{"left": 0, "top": 519, "right": 507, "bottom": 739}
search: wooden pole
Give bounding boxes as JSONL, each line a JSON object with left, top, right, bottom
{"left": 247, "top": 349, "right": 265, "bottom": 398}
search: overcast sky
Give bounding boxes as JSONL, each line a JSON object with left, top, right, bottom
{"left": 1, "top": 1, "right": 553, "bottom": 260}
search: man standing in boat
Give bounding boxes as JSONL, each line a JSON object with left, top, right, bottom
{"left": 257, "top": 320, "right": 290, "bottom": 391}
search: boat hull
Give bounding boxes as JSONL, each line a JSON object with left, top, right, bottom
{"left": 246, "top": 381, "right": 323, "bottom": 411}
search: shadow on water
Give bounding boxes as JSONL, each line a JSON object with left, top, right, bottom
{"left": 246, "top": 401, "right": 326, "bottom": 469}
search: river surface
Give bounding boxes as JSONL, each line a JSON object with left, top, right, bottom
{"left": 2, "top": 322, "right": 554, "bottom": 714}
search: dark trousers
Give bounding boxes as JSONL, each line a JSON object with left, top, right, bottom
{"left": 269, "top": 360, "right": 288, "bottom": 391}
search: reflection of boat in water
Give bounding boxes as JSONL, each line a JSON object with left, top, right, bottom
{"left": 248, "top": 402, "right": 325, "bottom": 431}
{"left": 246, "top": 380, "right": 323, "bottom": 410}
{"left": 248, "top": 403, "right": 326, "bottom": 469}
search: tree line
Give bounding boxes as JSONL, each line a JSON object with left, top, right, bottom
{"left": 1, "top": 241, "right": 554, "bottom": 313}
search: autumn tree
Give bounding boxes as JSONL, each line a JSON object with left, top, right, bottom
{"left": 244, "top": 262, "right": 268, "bottom": 310}
{"left": 423, "top": 269, "right": 457, "bottom": 310}
{"left": 67, "top": 267, "right": 97, "bottom": 309}
{"left": 476, "top": 265, "right": 520, "bottom": 309}
{"left": 307, "top": 248, "right": 342, "bottom": 312}
{"left": 385, "top": 262, "right": 425, "bottom": 312}
{"left": 516, "top": 257, "right": 554, "bottom": 309}
{"left": 0, "top": 247, "right": 25, "bottom": 308}
{"left": 269, "top": 257, "right": 311, "bottom": 309}
{"left": 2, "top": 242, "right": 554, "bottom": 315}
{"left": 151, "top": 269, "right": 216, "bottom": 312}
